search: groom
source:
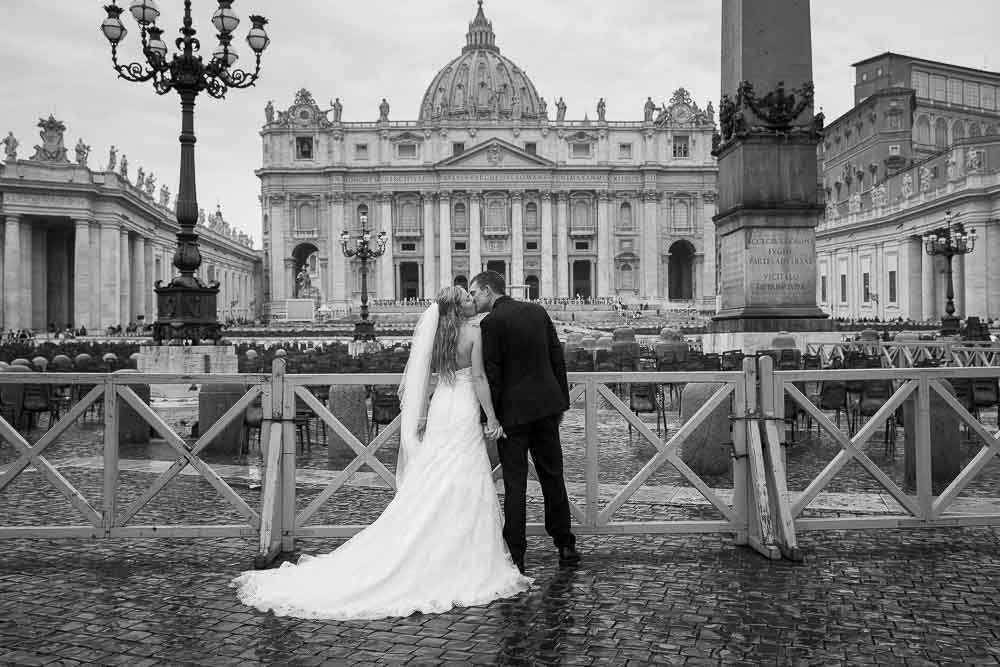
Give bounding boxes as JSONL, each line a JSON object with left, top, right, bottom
{"left": 470, "top": 270, "right": 580, "bottom": 574}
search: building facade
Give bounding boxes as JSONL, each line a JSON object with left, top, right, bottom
{"left": 818, "top": 53, "right": 1000, "bottom": 322}
{"left": 259, "top": 3, "right": 718, "bottom": 313}
{"left": 0, "top": 115, "right": 262, "bottom": 331}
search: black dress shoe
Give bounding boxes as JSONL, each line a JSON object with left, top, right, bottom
{"left": 558, "top": 546, "right": 581, "bottom": 567}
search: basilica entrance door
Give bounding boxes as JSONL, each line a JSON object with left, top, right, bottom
{"left": 399, "top": 262, "right": 419, "bottom": 299}
{"left": 572, "top": 261, "right": 592, "bottom": 299}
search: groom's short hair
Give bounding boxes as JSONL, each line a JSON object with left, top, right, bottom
{"left": 471, "top": 270, "right": 506, "bottom": 295}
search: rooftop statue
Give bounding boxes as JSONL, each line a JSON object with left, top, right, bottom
{"left": 107, "top": 145, "right": 117, "bottom": 171}
{"left": 2, "top": 131, "right": 17, "bottom": 160}
{"left": 74, "top": 138, "right": 91, "bottom": 167}
{"left": 29, "top": 115, "right": 69, "bottom": 163}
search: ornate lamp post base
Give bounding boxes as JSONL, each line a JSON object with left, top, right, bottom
{"left": 352, "top": 319, "right": 377, "bottom": 341}
{"left": 153, "top": 283, "right": 223, "bottom": 345}
{"left": 940, "top": 315, "right": 961, "bottom": 336}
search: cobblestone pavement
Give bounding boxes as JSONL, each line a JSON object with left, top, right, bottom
{"left": 2, "top": 528, "right": 1000, "bottom": 666}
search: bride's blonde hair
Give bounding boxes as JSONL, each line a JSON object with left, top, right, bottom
{"left": 431, "top": 286, "right": 467, "bottom": 383}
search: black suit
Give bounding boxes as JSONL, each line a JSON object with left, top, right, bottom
{"left": 480, "top": 296, "right": 575, "bottom": 561}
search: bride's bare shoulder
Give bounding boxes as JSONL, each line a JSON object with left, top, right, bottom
{"left": 465, "top": 313, "right": 488, "bottom": 328}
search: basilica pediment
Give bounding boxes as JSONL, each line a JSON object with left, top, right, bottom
{"left": 435, "top": 138, "right": 554, "bottom": 169}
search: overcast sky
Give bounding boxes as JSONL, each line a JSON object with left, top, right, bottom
{"left": 2, "top": 1, "right": 998, "bottom": 246}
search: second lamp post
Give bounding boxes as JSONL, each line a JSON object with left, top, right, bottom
{"left": 340, "top": 214, "right": 388, "bottom": 340}
{"left": 923, "top": 210, "right": 976, "bottom": 336}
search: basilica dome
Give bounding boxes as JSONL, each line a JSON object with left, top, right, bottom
{"left": 418, "top": 1, "right": 546, "bottom": 122}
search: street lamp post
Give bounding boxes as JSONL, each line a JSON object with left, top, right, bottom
{"left": 923, "top": 211, "right": 976, "bottom": 336}
{"left": 340, "top": 214, "right": 387, "bottom": 341}
{"left": 101, "top": 0, "right": 270, "bottom": 344}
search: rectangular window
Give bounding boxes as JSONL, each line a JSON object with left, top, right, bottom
{"left": 524, "top": 142, "right": 537, "bottom": 155}
{"left": 912, "top": 71, "right": 930, "bottom": 98}
{"left": 931, "top": 75, "right": 947, "bottom": 101}
{"left": 863, "top": 272, "right": 871, "bottom": 302}
{"left": 618, "top": 142, "right": 632, "bottom": 159}
{"left": 354, "top": 143, "right": 369, "bottom": 159}
{"left": 889, "top": 144, "right": 901, "bottom": 155}
{"left": 840, "top": 274, "right": 848, "bottom": 303}
{"left": 820, "top": 275, "right": 828, "bottom": 303}
{"left": 947, "top": 78, "right": 963, "bottom": 105}
{"left": 526, "top": 241, "right": 538, "bottom": 250}
{"left": 295, "top": 136, "right": 314, "bottom": 160}
{"left": 454, "top": 241, "right": 467, "bottom": 251}
{"left": 571, "top": 142, "right": 590, "bottom": 158}
{"left": 575, "top": 241, "right": 590, "bottom": 251}
{"left": 398, "top": 143, "right": 417, "bottom": 158}
{"left": 672, "top": 136, "right": 690, "bottom": 158}
{"left": 452, "top": 142, "right": 465, "bottom": 156}
{"left": 401, "top": 242, "right": 416, "bottom": 252}
{"left": 888, "top": 270, "right": 897, "bottom": 303}
{"left": 982, "top": 85, "right": 996, "bottom": 111}
{"left": 965, "top": 82, "right": 980, "bottom": 108}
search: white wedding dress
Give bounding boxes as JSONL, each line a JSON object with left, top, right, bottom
{"left": 232, "top": 366, "right": 532, "bottom": 620}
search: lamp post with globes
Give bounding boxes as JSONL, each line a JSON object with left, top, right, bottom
{"left": 923, "top": 210, "right": 976, "bottom": 336}
{"left": 340, "top": 215, "right": 388, "bottom": 341}
{"left": 100, "top": 0, "right": 270, "bottom": 344}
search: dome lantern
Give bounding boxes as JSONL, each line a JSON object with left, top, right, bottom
{"left": 463, "top": 0, "right": 498, "bottom": 54}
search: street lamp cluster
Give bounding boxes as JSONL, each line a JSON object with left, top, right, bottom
{"left": 923, "top": 211, "right": 977, "bottom": 335}
{"left": 340, "top": 215, "right": 388, "bottom": 340}
{"left": 101, "top": 0, "right": 269, "bottom": 344}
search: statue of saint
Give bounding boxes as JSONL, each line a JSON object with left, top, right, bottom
{"left": 555, "top": 97, "right": 567, "bottom": 122}
{"left": 199, "top": 208, "right": 207, "bottom": 225}
{"left": 539, "top": 96, "right": 548, "bottom": 118}
{"left": 379, "top": 98, "right": 390, "bottom": 121}
{"left": 119, "top": 154, "right": 128, "bottom": 179}
{"left": 264, "top": 100, "right": 274, "bottom": 124}
{"left": 145, "top": 172, "right": 156, "bottom": 197}
{"left": 159, "top": 184, "right": 170, "bottom": 207}
{"left": 135, "top": 166, "right": 145, "bottom": 190}
{"left": 2, "top": 131, "right": 17, "bottom": 160}
{"left": 597, "top": 98, "right": 606, "bottom": 122}
{"left": 705, "top": 101, "right": 715, "bottom": 124}
{"left": 296, "top": 267, "right": 312, "bottom": 294}
{"left": 331, "top": 97, "right": 343, "bottom": 122}
{"left": 74, "top": 138, "right": 91, "bottom": 167}
{"left": 644, "top": 97, "right": 656, "bottom": 122}
{"left": 107, "top": 145, "right": 117, "bottom": 171}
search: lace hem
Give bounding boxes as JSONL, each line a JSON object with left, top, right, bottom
{"left": 231, "top": 571, "right": 532, "bottom": 621}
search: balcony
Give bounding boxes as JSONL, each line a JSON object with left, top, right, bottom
{"left": 483, "top": 225, "right": 509, "bottom": 238}
{"left": 569, "top": 225, "right": 596, "bottom": 238}
{"left": 394, "top": 226, "right": 422, "bottom": 239}
{"left": 291, "top": 228, "right": 319, "bottom": 241}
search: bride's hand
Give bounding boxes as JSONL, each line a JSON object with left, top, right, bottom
{"left": 417, "top": 417, "right": 427, "bottom": 437}
{"left": 485, "top": 418, "right": 502, "bottom": 440}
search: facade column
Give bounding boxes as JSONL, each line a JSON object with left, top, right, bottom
{"left": 701, "top": 191, "right": 717, "bottom": 305}
{"left": 469, "top": 191, "right": 482, "bottom": 285}
{"left": 540, "top": 191, "right": 554, "bottom": 297}
{"left": 378, "top": 192, "right": 394, "bottom": 300}
{"left": 120, "top": 230, "right": 131, "bottom": 325}
{"left": 29, "top": 226, "right": 47, "bottom": 331}
{"left": 132, "top": 235, "right": 146, "bottom": 327}
{"left": 19, "top": 222, "right": 34, "bottom": 329}
{"left": 596, "top": 192, "right": 612, "bottom": 297}
{"left": 3, "top": 216, "right": 22, "bottom": 329}
{"left": 988, "top": 223, "right": 1000, "bottom": 319}
{"left": 954, "top": 253, "right": 966, "bottom": 318}
{"left": 268, "top": 194, "right": 287, "bottom": 303}
{"left": 510, "top": 190, "right": 524, "bottom": 287}
{"left": 642, "top": 191, "right": 659, "bottom": 299}
{"left": 904, "top": 237, "right": 922, "bottom": 321}
{"left": 73, "top": 219, "right": 92, "bottom": 331}
{"left": 438, "top": 191, "right": 452, "bottom": 287}
{"left": 100, "top": 220, "right": 121, "bottom": 328}
{"left": 329, "top": 193, "right": 346, "bottom": 304}
{"left": 556, "top": 192, "right": 569, "bottom": 297}
{"left": 921, "top": 246, "right": 936, "bottom": 321}
{"left": 422, "top": 191, "right": 437, "bottom": 296}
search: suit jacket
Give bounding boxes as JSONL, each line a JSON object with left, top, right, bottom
{"left": 480, "top": 296, "right": 570, "bottom": 429}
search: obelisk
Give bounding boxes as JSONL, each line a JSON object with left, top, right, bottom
{"left": 708, "top": 0, "right": 830, "bottom": 351}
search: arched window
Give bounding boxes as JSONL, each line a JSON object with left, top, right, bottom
{"left": 672, "top": 200, "right": 690, "bottom": 232}
{"left": 969, "top": 122, "right": 982, "bottom": 137}
{"left": 934, "top": 117, "right": 949, "bottom": 147}
{"left": 453, "top": 202, "right": 468, "bottom": 233}
{"left": 617, "top": 202, "right": 632, "bottom": 230}
{"left": 524, "top": 202, "right": 539, "bottom": 232}
{"left": 915, "top": 116, "right": 931, "bottom": 144}
{"left": 357, "top": 204, "right": 369, "bottom": 227}
{"left": 619, "top": 263, "right": 635, "bottom": 291}
{"left": 297, "top": 203, "right": 315, "bottom": 231}
{"left": 401, "top": 202, "right": 418, "bottom": 233}
{"left": 486, "top": 200, "right": 506, "bottom": 233}
{"left": 952, "top": 120, "right": 965, "bottom": 141}
{"left": 571, "top": 200, "right": 590, "bottom": 232}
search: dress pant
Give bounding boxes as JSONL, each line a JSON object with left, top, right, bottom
{"left": 497, "top": 413, "right": 576, "bottom": 560}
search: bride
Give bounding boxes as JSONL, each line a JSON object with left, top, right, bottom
{"left": 232, "top": 286, "right": 532, "bottom": 620}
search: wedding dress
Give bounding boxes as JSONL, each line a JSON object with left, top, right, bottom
{"left": 232, "top": 308, "right": 531, "bottom": 620}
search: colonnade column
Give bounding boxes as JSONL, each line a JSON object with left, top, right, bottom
{"left": 438, "top": 192, "right": 452, "bottom": 287}
{"left": 3, "top": 215, "right": 22, "bottom": 328}
{"left": 596, "top": 192, "right": 612, "bottom": 297}
{"left": 119, "top": 230, "right": 131, "bottom": 325}
{"left": 642, "top": 191, "right": 659, "bottom": 299}
{"left": 701, "top": 191, "right": 717, "bottom": 304}
{"left": 329, "top": 193, "right": 346, "bottom": 303}
{"left": 954, "top": 253, "right": 966, "bottom": 318}
{"left": 988, "top": 224, "right": 1000, "bottom": 318}
{"left": 556, "top": 193, "right": 569, "bottom": 297}
{"left": 29, "top": 227, "right": 46, "bottom": 331}
{"left": 73, "top": 219, "right": 92, "bottom": 331}
{"left": 19, "top": 222, "right": 34, "bottom": 329}
{"left": 100, "top": 221, "right": 121, "bottom": 328}
{"left": 268, "top": 194, "right": 287, "bottom": 303}
{"left": 422, "top": 191, "right": 437, "bottom": 296}
{"left": 468, "top": 191, "right": 482, "bottom": 284}
{"left": 921, "top": 247, "right": 935, "bottom": 321}
{"left": 510, "top": 190, "right": 524, "bottom": 288}
{"left": 540, "top": 192, "right": 554, "bottom": 297}
{"left": 905, "top": 237, "right": 923, "bottom": 321}
{"left": 132, "top": 235, "right": 146, "bottom": 327}
{"left": 378, "top": 192, "right": 394, "bottom": 300}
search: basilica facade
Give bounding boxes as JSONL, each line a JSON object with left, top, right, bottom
{"left": 258, "top": 2, "right": 718, "bottom": 313}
